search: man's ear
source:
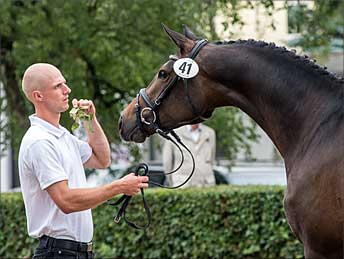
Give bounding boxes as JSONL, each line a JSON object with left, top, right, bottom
{"left": 32, "top": 90, "right": 43, "bottom": 101}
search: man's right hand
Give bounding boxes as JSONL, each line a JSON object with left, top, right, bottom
{"left": 119, "top": 173, "right": 149, "bottom": 196}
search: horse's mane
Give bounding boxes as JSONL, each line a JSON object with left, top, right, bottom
{"left": 215, "top": 39, "right": 344, "bottom": 86}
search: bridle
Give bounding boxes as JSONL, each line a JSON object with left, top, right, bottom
{"left": 108, "top": 39, "right": 208, "bottom": 230}
{"left": 135, "top": 39, "right": 208, "bottom": 137}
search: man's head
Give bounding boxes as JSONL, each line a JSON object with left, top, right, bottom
{"left": 22, "top": 63, "right": 71, "bottom": 113}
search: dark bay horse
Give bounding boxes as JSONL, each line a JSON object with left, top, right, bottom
{"left": 119, "top": 25, "right": 344, "bottom": 259}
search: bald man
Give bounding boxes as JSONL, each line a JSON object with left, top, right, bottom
{"left": 18, "top": 63, "right": 149, "bottom": 259}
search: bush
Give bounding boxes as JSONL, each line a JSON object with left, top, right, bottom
{"left": 0, "top": 186, "right": 303, "bottom": 258}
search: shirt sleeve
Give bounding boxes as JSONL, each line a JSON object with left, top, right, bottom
{"left": 29, "top": 140, "right": 68, "bottom": 190}
{"left": 71, "top": 135, "right": 92, "bottom": 164}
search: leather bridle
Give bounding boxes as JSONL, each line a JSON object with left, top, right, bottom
{"left": 135, "top": 39, "right": 208, "bottom": 137}
{"left": 108, "top": 39, "right": 208, "bottom": 230}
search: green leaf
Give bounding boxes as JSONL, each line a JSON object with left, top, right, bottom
{"left": 71, "top": 122, "right": 80, "bottom": 132}
{"left": 69, "top": 107, "right": 93, "bottom": 132}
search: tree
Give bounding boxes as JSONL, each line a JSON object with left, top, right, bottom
{"left": 0, "top": 0, "right": 260, "bottom": 173}
{"left": 287, "top": 0, "right": 344, "bottom": 58}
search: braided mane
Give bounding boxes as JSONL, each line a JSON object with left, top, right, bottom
{"left": 214, "top": 39, "right": 344, "bottom": 85}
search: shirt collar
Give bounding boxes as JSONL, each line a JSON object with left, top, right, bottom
{"left": 29, "top": 114, "right": 68, "bottom": 138}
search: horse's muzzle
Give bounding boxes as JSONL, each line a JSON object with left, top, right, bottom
{"left": 118, "top": 114, "right": 147, "bottom": 143}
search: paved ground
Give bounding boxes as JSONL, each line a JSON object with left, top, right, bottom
{"left": 228, "top": 163, "right": 286, "bottom": 185}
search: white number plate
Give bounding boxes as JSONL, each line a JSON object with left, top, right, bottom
{"left": 173, "top": 58, "right": 199, "bottom": 79}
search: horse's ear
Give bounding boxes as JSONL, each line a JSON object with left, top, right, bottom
{"left": 183, "top": 25, "right": 199, "bottom": 40}
{"left": 162, "top": 24, "right": 194, "bottom": 55}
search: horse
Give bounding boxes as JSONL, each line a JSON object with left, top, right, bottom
{"left": 118, "top": 25, "right": 344, "bottom": 259}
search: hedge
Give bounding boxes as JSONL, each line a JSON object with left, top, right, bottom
{"left": 0, "top": 186, "right": 303, "bottom": 258}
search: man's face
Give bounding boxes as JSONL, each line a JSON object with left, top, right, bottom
{"left": 39, "top": 67, "right": 71, "bottom": 114}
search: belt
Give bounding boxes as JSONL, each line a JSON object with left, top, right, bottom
{"left": 39, "top": 235, "right": 93, "bottom": 252}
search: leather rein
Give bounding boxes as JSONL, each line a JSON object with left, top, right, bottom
{"left": 108, "top": 39, "right": 208, "bottom": 230}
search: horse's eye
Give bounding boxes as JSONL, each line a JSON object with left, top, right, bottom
{"left": 158, "top": 70, "right": 168, "bottom": 79}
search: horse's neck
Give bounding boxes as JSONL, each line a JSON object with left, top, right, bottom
{"left": 207, "top": 44, "right": 341, "bottom": 161}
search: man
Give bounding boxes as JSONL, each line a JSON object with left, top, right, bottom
{"left": 18, "top": 63, "right": 149, "bottom": 259}
{"left": 162, "top": 123, "right": 216, "bottom": 188}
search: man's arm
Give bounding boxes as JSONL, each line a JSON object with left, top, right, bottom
{"left": 46, "top": 173, "right": 149, "bottom": 214}
{"left": 84, "top": 115, "right": 111, "bottom": 168}
{"left": 72, "top": 99, "right": 111, "bottom": 169}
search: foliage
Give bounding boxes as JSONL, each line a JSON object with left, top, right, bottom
{"left": 206, "top": 107, "right": 259, "bottom": 163}
{"left": 0, "top": 192, "right": 36, "bottom": 257}
{"left": 1, "top": 186, "right": 303, "bottom": 258}
{"left": 0, "top": 0, "right": 259, "bottom": 166}
{"left": 287, "top": 0, "right": 344, "bottom": 58}
{"left": 69, "top": 106, "right": 94, "bottom": 132}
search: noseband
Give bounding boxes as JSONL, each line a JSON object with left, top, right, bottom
{"left": 135, "top": 39, "right": 208, "bottom": 137}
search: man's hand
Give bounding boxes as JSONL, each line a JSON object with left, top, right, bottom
{"left": 70, "top": 98, "right": 95, "bottom": 132}
{"left": 119, "top": 173, "right": 149, "bottom": 196}
{"left": 72, "top": 98, "right": 96, "bottom": 116}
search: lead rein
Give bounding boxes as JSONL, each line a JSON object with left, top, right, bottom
{"left": 150, "top": 129, "right": 195, "bottom": 189}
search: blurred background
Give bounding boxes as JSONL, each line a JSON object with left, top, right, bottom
{"left": 1, "top": 0, "right": 343, "bottom": 191}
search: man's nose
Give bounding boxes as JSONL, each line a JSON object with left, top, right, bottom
{"left": 64, "top": 84, "right": 71, "bottom": 94}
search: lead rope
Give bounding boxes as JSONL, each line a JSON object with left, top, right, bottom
{"left": 107, "top": 130, "right": 195, "bottom": 230}
{"left": 151, "top": 129, "right": 196, "bottom": 188}
{"left": 107, "top": 163, "right": 151, "bottom": 230}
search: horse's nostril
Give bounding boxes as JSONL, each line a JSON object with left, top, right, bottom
{"left": 118, "top": 115, "right": 123, "bottom": 130}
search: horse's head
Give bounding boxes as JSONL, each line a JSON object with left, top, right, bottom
{"left": 119, "top": 25, "right": 217, "bottom": 143}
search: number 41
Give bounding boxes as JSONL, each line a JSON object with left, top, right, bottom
{"left": 179, "top": 62, "right": 192, "bottom": 75}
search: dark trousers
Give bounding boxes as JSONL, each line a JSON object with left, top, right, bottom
{"left": 33, "top": 235, "right": 94, "bottom": 259}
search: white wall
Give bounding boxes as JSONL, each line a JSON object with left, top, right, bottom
{"left": 235, "top": 114, "right": 279, "bottom": 162}
{"left": 214, "top": 1, "right": 289, "bottom": 45}
{"left": 1, "top": 146, "right": 12, "bottom": 192}
{"left": 0, "top": 81, "right": 13, "bottom": 192}
{"left": 325, "top": 52, "right": 344, "bottom": 76}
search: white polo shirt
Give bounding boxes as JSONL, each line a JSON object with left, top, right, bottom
{"left": 18, "top": 115, "right": 93, "bottom": 242}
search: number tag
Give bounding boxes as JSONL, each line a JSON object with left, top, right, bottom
{"left": 173, "top": 58, "right": 199, "bottom": 79}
